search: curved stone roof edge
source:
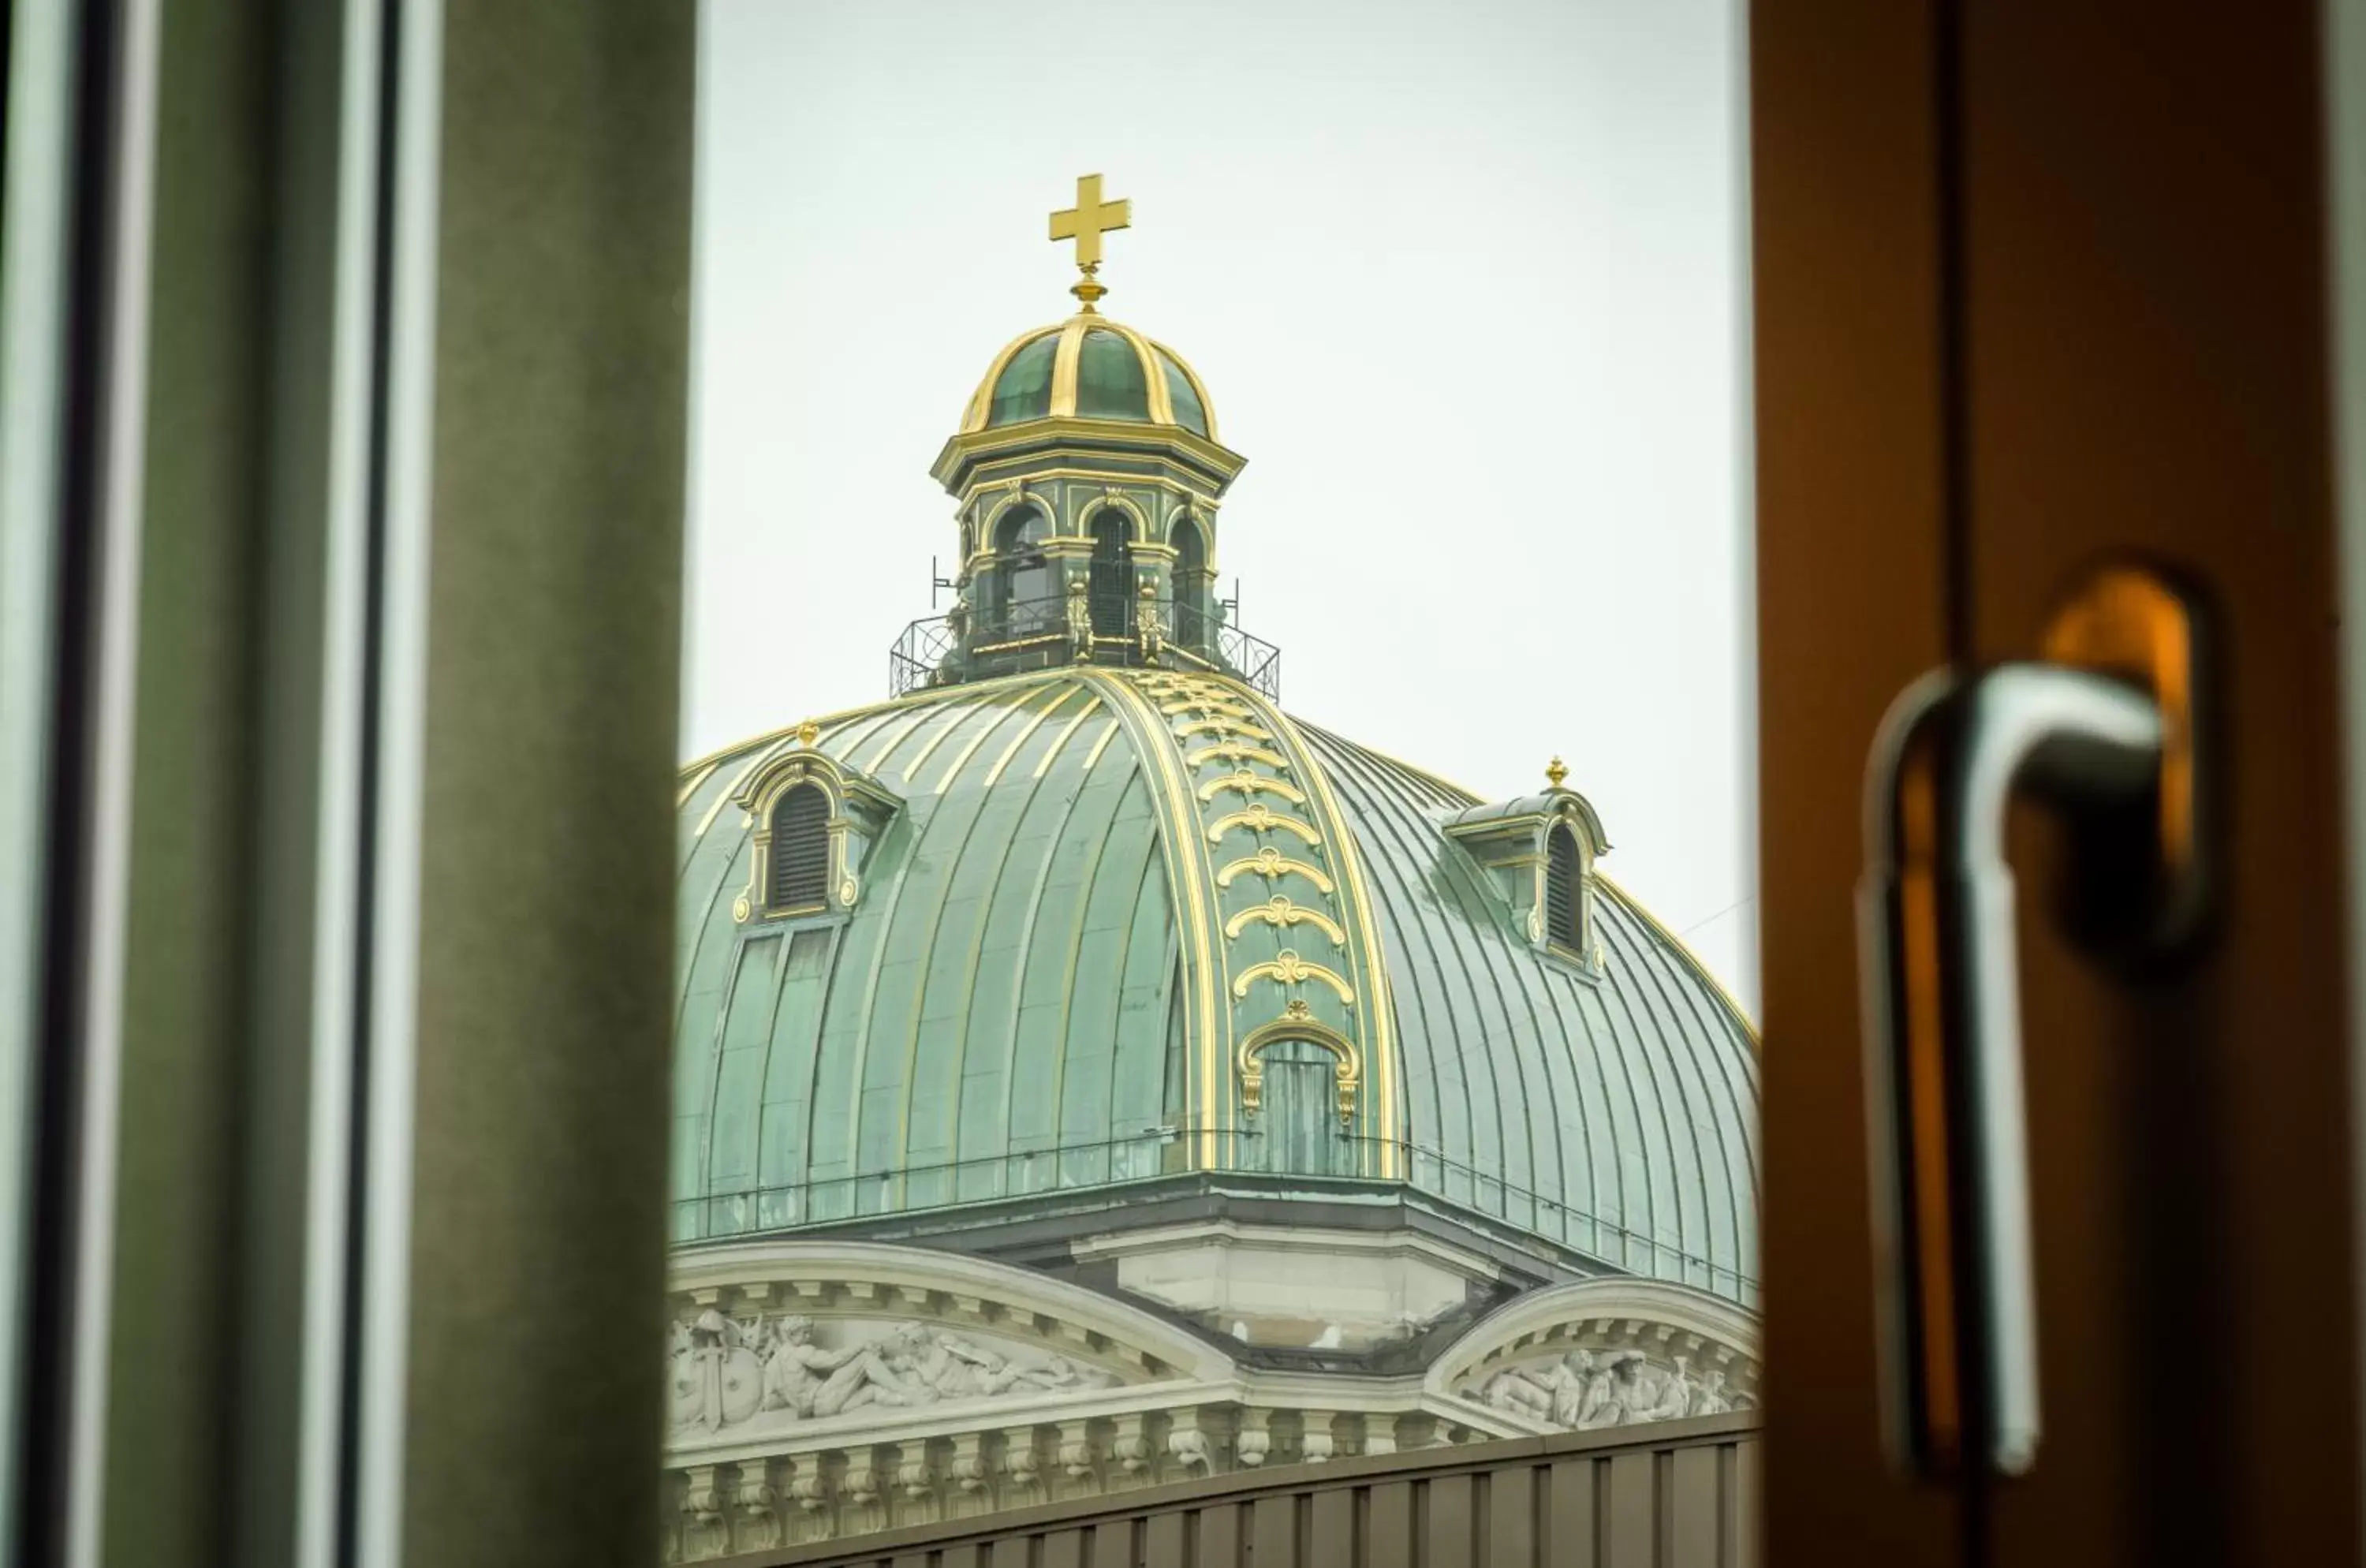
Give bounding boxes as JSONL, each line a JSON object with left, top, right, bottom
{"left": 671, "top": 1238, "right": 1241, "bottom": 1384}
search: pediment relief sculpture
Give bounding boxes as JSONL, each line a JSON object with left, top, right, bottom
{"left": 1464, "top": 1344, "right": 1746, "bottom": 1432}
{"left": 1429, "top": 1278, "right": 1760, "bottom": 1435}
{"left": 669, "top": 1311, "right": 1124, "bottom": 1438}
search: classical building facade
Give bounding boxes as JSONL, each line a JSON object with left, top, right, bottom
{"left": 664, "top": 179, "right": 1760, "bottom": 1562}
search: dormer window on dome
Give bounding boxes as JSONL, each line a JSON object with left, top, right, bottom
{"left": 1442, "top": 759, "right": 1613, "bottom": 972}
{"left": 731, "top": 730, "right": 901, "bottom": 924}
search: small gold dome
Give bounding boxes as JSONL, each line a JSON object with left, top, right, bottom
{"left": 958, "top": 315, "right": 1217, "bottom": 441}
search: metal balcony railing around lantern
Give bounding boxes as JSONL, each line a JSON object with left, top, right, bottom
{"left": 888, "top": 593, "right": 1282, "bottom": 700}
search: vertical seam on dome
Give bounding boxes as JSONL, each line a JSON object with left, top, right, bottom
{"left": 989, "top": 712, "right": 1133, "bottom": 1184}
{"left": 1048, "top": 770, "right": 1159, "bottom": 1182}
{"left": 1079, "top": 670, "right": 1228, "bottom": 1168}
{"left": 964, "top": 327, "right": 1054, "bottom": 432}
{"left": 1602, "top": 896, "right": 1723, "bottom": 1293}
{"left": 1604, "top": 880, "right": 1761, "bottom": 1292}
{"left": 1080, "top": 715, "right": 1121, "bottom": 772}
{"left": 674, "top": 841, "right": 752, "bottom": 1221}
{"left": 1524, "top": 950, "right": 1612, "bottom": 1258}
{"left": 706, "top": 930, "right": 791, "bottom": 1223}
{"left": 1119, "top": 323, "right": 1176, "bottom": 426}
{"left": 1293, "top": 732, "right": 1485, "bottom": 1193}
{"left": 1580, "top": 898, "right": 1679, "bottom": 1281}
{"left": 856, "top": 703, "right": 944, "bottom": 778}
{"left": 928, "top": 691, "right": 1032, "bottom": 795}
{"left": 981, "top": 685, "right": 1080, "bottom": 788}
{"left": 1327, "top": 732, "right": 1568, "bottom": 1238}
{"left": 674, "top": 667, "right": 1044, "bottom": 782}
{"left": 889, "top": 681, "right": 1077, "bottom": 1205}
{"left": 770, "top": 919, "right": 847, "bottom": 1228}
{"left": 897, "top": 694, "right": 986, "bottom": 786}
{"left": 1098, "top": 807, "right": 1166, "bottom": 1174}
{"left": 676, "top": 759, "right": 718, "bottom": 807}
{"left": 1171, "top": 675, "right": 1366, "bottom": 1175}
{"left": 1558, "top": 961, "right": 1643, "bottom": 1271}
{"left": 1032, "top": 695, "right": 1103, "bottom": 778}
{"left": 1148, "top": 336, "right": 1219, "bottom": 444}
{"left": 1255, "top": 713, "right": 1406, "bottom": 1182}
{"left": 1049, "top": 318, "right": 1089, "bottom": 420}
{"left": 834, "top": 700, "right": 1013, "bottom": 1202}
{"left": 1598, "top": 872, "right": 1762, "bottom": 1051}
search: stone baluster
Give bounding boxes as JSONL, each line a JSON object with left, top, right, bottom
{"left": 1109, "top": 1413, "right": 1155, "bottom": 1488}
{"left": 946, "top": 1431, "right": 992, "bottom": 1517}
{"left": 841, "top": 1450, "right": 886, "bottom": 1536}
{"left": 728, "top": 1459, "right": 779, "bottom": 1556}
{"left": 1301, "top": 1410, "right": 1338, "bottom": 1464}
{"left": 679, "top": 1464, "right": 730, "bottom": 1562}
{"left": 1055, "top": 1418, "right": 1099, "bottom": 1499}
{"left": 1168, "top": 1411, "right": 1215, "bottom": 1474}
{"left": 780, "top": 1451, "right": 833, "bottom": 1546}
{"left": 1002, "top": 1424, "right": 1046, "bottom": 1502}
{"left": 1363, "top": 1413, "right": 1401, "bottom": 1457}
{"left": 1236, "top": 1408, "right": 1272, "bottom": 1469}
{"left": 891, "top": 1440, "right": 938, "bottom": 1527}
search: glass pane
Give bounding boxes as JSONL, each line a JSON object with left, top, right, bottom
{"left": 681, "top": 1, "right": 1756, "bottom": 1552}
{"left": 985, "top": 331, "right": 1056, "bottom": 425}
{"left": 1074, "top": 327, "right": 1150, "bottom": 421}
{"left": 1158, "top": 347, "right": 1209, "bottom": 435}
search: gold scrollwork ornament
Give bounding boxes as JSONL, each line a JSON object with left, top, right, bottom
{"left": 1231, "top": 947, "right": 1357, "bottom": 1007}
{"left": 1223, "top": 894, "right": 1346, "bottom": 947}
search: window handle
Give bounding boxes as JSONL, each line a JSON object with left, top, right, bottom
{"left": 1857, "top": 564, "right": 2211, "bottom": 1480}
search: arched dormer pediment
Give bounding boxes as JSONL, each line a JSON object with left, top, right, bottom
{"left": 665, "top": 1240, "right": 1238, "bottom": 1454}
{"left": 1440, "top": 782, "right": 1612, "bottom": 968}
{"left": 1425, "top": 1278, "right": 1760, "bottom": 1435}
{"left": 731, "top": 734, "right": 902, "bottom": 923}
{"left": 1237, "top": 1001, "right": 1360, "bottom": 1126}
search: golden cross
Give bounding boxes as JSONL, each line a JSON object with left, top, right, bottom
{"left": 1048, "top": 173, "right": 1131, "bottom": 313}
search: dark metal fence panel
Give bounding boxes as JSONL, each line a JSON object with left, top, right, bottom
{"left": 888, "top": 599, "right": 1282, "bottom": 701}
{"left": 711, "top": 1415, "right": 1760, "bottom": 1568}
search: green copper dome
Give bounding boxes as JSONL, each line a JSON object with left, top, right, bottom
{"left": 962, "top": 316, "right": 1216, "bottom": 439}
{"left": 673, "top": 668, "right": 1760, "bottom": 1305}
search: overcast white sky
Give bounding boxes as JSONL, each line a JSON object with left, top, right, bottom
{"left": 686, "top": 0, "right": 1758, "bottom": 1010}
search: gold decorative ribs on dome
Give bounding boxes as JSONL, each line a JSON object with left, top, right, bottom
{"left": 1232, "top": 949, "right": 1357, "bottom": 1008}
{"left": 1069, "top": 665, "right": 1394, "bottom": 1175}
{"left": 1223, "top": 895, "right": 1347, "bottom": 947}
{"left": 1214, "top": 846, "right": 1335, "bottom": 894}
{"left": 1174, "top": 717, "right": 1273, "bottom": 743}
{"left": 1159, "top": 693, "right": 1253, "bottom": 719}
{"left": 1197, "top": 768, "right": 1306, "bottom": 806}
{"left": 1205, "top": 804, "right": 1322, "bottom": 847}
{"left": 1186, "top": 740, "right": 1289, "bottom": 771}
{"left": 957, "top": 315, "right": 1217, "bottom": 439}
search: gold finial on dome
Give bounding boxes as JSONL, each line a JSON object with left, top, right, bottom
{"left": 795, "top": 720, "right": 820, "bottom": 745}
{"left": 1546, "top": 756, "right": 1569, "bottom": 790}
{"left": 1049, "top": 173, "right": 1131, "bottom": 315}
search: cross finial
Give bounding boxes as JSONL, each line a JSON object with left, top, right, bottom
{"left": 1048, "top": 173, "right": 1131, "bottom": 315}
{"left": 1545, "top": 756, "right": 1569, "bottom": 790}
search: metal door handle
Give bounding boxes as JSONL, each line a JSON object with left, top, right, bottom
{"left": 1857, "top": 563, "right": 2211, "bottom": 1480}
